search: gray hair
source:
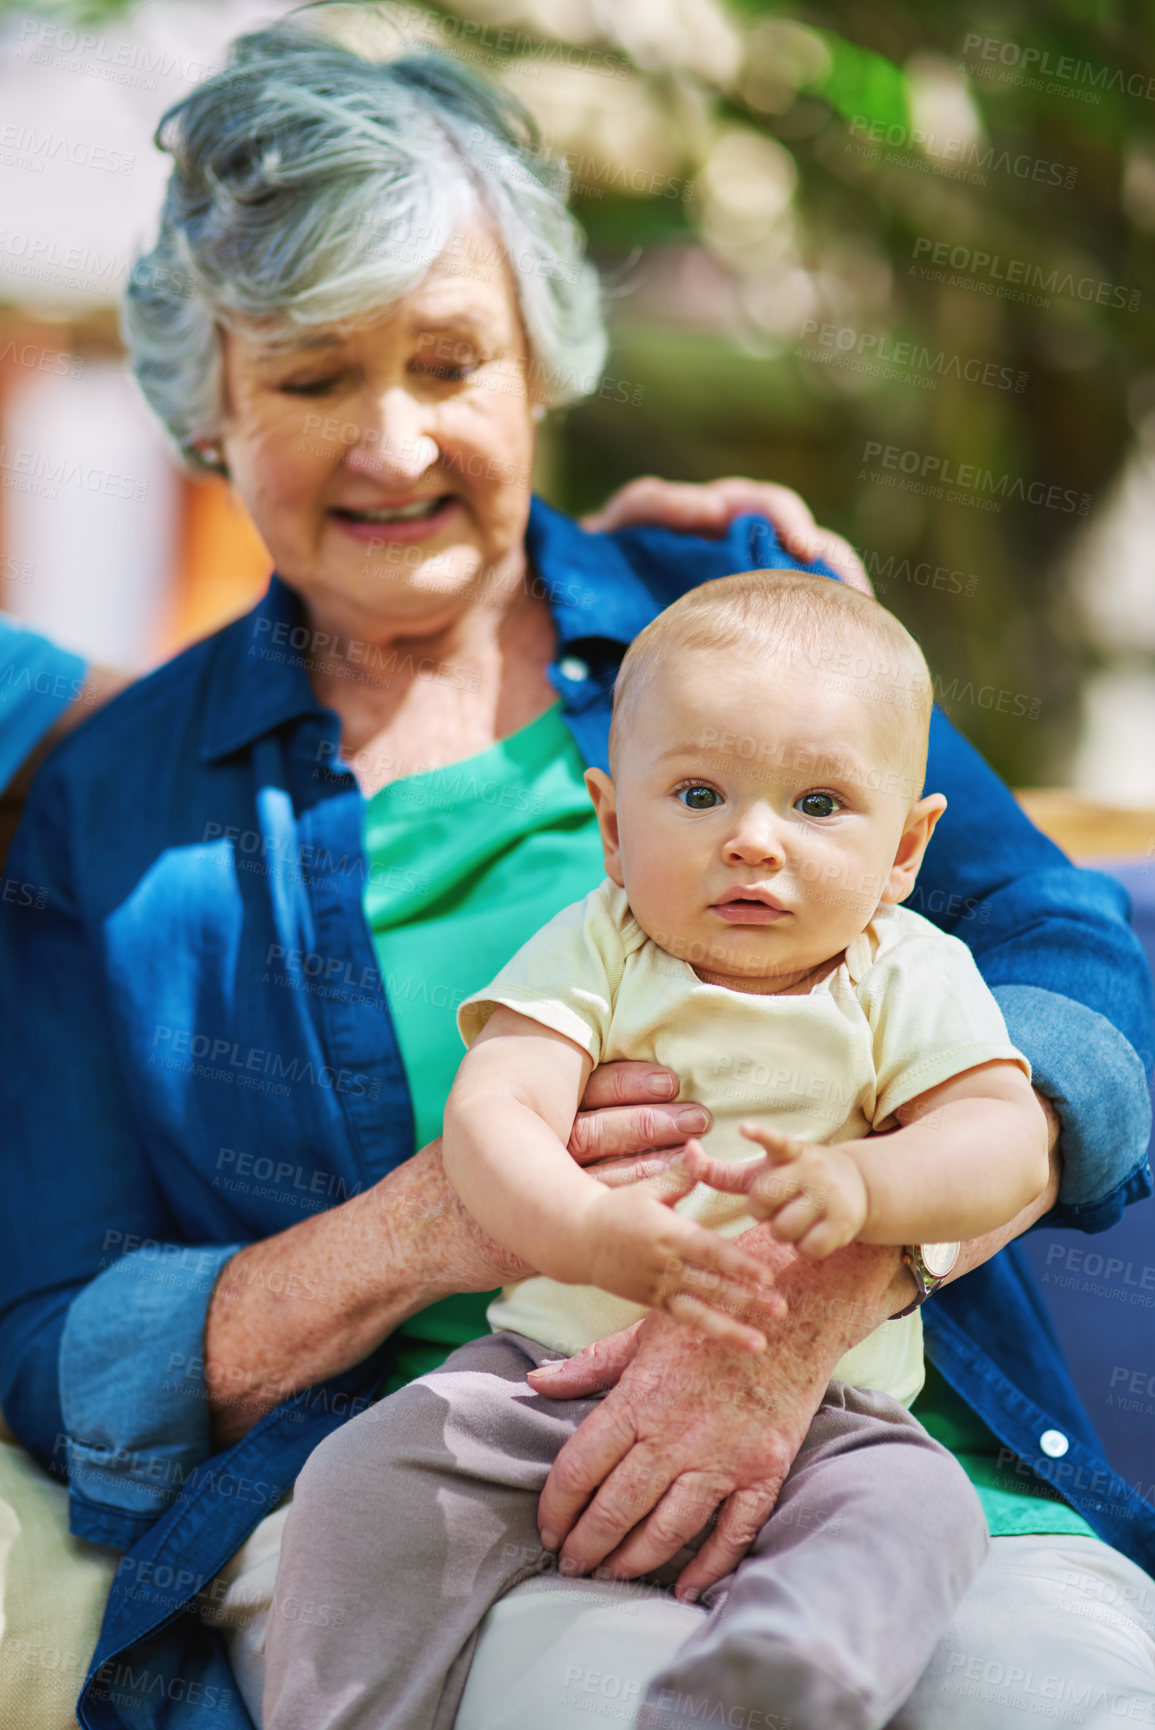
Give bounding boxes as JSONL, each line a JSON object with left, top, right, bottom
{"left": 121, "top": 2, "right": 607, "bottom": 476}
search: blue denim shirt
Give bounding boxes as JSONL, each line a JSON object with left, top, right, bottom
{"left": 0, "top": 501, "right": 1151, "bottom": 1730}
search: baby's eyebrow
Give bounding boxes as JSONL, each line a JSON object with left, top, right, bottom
{"left": 654, "top": 742, "right": 730, "bottom": 762}
{"left": 653, "top": 739, "right": 877, "bottom": 783}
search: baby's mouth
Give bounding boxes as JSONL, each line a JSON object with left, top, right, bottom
{"left": 711, "top": 891, "right": 788, "bottom": 924}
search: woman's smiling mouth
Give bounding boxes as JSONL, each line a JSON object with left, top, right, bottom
{"left": 330, "top": 495, "right": 458, "bottom": 542}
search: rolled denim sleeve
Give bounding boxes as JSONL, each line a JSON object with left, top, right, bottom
{"left": 0, "top": 748, "right": 242, "bottom": 1548}
{"left": 58, "top": 1243, "right": 241, "bottom": 1549}
{"left": 994, "top": 985, "right": 1153, "bottom": 1231}
{"left": 908, "top": 707, "right": 1155, "bottom": 1233}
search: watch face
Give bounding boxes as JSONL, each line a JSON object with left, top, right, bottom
{"left": 922, "top": 1241, "right": 961, "bottom": 1279}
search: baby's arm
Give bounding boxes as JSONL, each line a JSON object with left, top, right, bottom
{"left": 443, "top": 1007, "right": 776, "bottom": 1349}
{"left": 698, "top": 1059, "right": 1050, "bottom": 1259}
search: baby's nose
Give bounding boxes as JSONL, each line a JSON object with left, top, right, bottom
{"left": 724, "top": 816, "right": 785, "bottom": 865}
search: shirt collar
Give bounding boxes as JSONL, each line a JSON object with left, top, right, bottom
{"left": 525, "top": 494, "right": 664, "bottom": 650}
{"left": 844, "top": 914, "right": 886, "bottom": 984}
{"left": 199, "top": 497, "right": 656, "bottom": 763}
{"left": 198, "top": 576, "right": 326, "bottom": 763}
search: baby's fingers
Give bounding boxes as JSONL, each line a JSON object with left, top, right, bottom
{"left": 664, "top": 1290, "right": 768, "bottom": 1354}
{"left": 795, "top": 1218, "right": 855, "bottom": 1260}
{"left": 673, "top": 1261, "right": 786, "bottom": 1328}
{"left": 696, "top": 1155, "right": 806, "bottom": 1223}
{"left": 666, "top": 1221, "right": 774, "bottom": 1290}
{"left": 682, "top": 1149, "right": 764, "bottom": 1198}
{"left": 765, "top": 1192, "right": 826, "bottom": 1244}
{"left": 739, "top": 1121, "right": 806, "bottom": 1165}
{"left": 642, "top": 1138, "right": 728, "bottom": 1208}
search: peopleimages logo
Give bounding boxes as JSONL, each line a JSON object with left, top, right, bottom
{"left": 847, "top": 117, "right": 1078, "bottom": 189}
{"left": 911, "top": 238, "right": 1141, "bottom": 310}
{"left": 860, "top": 443, "right": 1092, "bottom": 517}
{"left": 797, "top": 320, "right": 1027, "bottom": 394}
{"left": 961, "top": 32, "right": 1155, "bottom": 104}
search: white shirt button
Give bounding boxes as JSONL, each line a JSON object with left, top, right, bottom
{"left": 1040, "top": 1429, "right": 1069, "bottom": 1458}
{"left": 558, "top": 655, "right": 589, "bottom": 682}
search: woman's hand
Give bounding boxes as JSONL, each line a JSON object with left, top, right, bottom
{"left": 526, "top": 1112, "right": 1064, "bottom": 1597}
{"left": 582, "top": 475, "right": 872, "bottom": 596}
{"left": 568, "top": 1058, "right": 711, "bottom": 1168}
{"left": 528, "top": 1229, "right": 903, "bottom": 1600}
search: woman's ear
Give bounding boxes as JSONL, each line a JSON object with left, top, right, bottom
{"left": 881, "top": 793, "right": 948, "bottom": 905}
{"left": 584, "top": 768, "right": 625, "bottom": 887}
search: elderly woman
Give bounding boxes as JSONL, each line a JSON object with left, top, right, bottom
{"left": 0, "top": 9, "right": 1152, "bottom": 1730}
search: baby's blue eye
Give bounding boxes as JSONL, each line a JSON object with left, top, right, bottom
{"left": 677, "top": 785, "right": 721, "bottom": 810}
{"left": 796, "top": 791, "right": 840, "bottom": 818}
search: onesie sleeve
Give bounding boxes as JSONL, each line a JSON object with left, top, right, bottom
{"left": 857, "top": 908, "right": 1032, "bottom": 1128}
{"left": 457, "top": 879, "right": 632, "bottom": 1063}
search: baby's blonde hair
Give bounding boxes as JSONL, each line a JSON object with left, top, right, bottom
{"left": 609, "top": 570, "right": 934, "bottom": 790}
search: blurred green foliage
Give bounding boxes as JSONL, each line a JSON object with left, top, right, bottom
{"left": 545, "top": 2, "right": 1153, "bottom": 784}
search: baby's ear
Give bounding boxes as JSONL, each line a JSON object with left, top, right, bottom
{"left": 881, "top": 793, "right": 947, "bottom": 905}
{"left": 584, "top": 768, "right": 625, "bottom": 887}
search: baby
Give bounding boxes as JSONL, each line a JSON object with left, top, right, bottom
{"left": 264, "top": 571, "right": 1050, "bottom": 1730}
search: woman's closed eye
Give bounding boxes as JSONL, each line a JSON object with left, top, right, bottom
{"left": 794, "top": 789, "right": 843, "bottom": 819}
{"left": 675, "top": 782, "right": 723, "bottom": 811}
{"left": 416, "top": 362, "right": 478, "bottom": 383}
{"left": 412, "top": 343, "right": 489, "bottom": 384}
{"left": 278, "top": 373, "right": 346, "bottom": 397}
{"left": 274, "top": 354, "right": 485, "bottom": 396}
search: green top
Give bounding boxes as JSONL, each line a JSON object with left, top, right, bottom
{"left": 364, "top": 704, "right": 607, "bottom": 1397}
{"left": 363, "top": 702, "right": 1096, "bottom": 1539}
{"left": 912, "top": 1364, "right": 1095, "bottom": 1538}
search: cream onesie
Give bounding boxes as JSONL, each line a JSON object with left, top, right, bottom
{"left": 459, "top": 877, "right": 1030, "bottom": 1405}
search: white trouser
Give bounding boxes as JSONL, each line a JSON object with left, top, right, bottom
{"left": 205, "top": 1506, "right": 1155, "bottom": 1729}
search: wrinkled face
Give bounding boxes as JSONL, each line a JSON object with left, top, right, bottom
{"left": 590, "top": 649, "right": 931, "bottom": 990}
{"left": 213, "top": 218, "right": 540, "bottom": 634}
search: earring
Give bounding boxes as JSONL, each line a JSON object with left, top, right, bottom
{"left": 198, "top": 441, "right": 223, "bottom": 468}
{"left": 531, "top": 404, "right": 547, "bottom": 423}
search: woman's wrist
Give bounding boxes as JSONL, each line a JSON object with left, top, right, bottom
{"left": 204, "top": 1145, "right": 478, "bottom": 1445}
{"left": 380, "top": 1139, "right": 534, "bottom": 1298}
{"left": 736, "top": 1222, "right": 912, "bottom": 1356}
{"left": 366, "top": 1142, "right": 478, "bottom": 1309}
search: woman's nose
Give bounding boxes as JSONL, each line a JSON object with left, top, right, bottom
{"left": 344, "top": 387, "right": 439, "bottom": 484}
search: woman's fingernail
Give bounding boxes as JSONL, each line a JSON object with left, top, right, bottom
{"left": 541, "top": 1530, "right": 559, "bottom": 1552}
{"left": 559, "top": 1555, "right": 582, "bottom": 1577}
{"left": 680, "top": 1587, "right": 700, "bottom": 1603}
{"left": 676, "top": 1107, "right": 709, "bottom": 1133}
{"left": 645, "top": 1072, "right": 677, "bottom": 1098}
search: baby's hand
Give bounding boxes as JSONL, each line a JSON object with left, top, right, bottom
{"left": 581, "top": 1150, "right": 783, "bottom": 1353}
{"left": 693, "top": 1124, "right": 870, "bottom": 1259}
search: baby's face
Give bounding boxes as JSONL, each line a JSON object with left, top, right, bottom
{"left": 591, "top": 649, "right": 930, "bottom": 991}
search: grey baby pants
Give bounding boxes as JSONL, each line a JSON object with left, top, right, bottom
{"left": 262, "top": 1330, "right": 989, "bottom": 1730}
